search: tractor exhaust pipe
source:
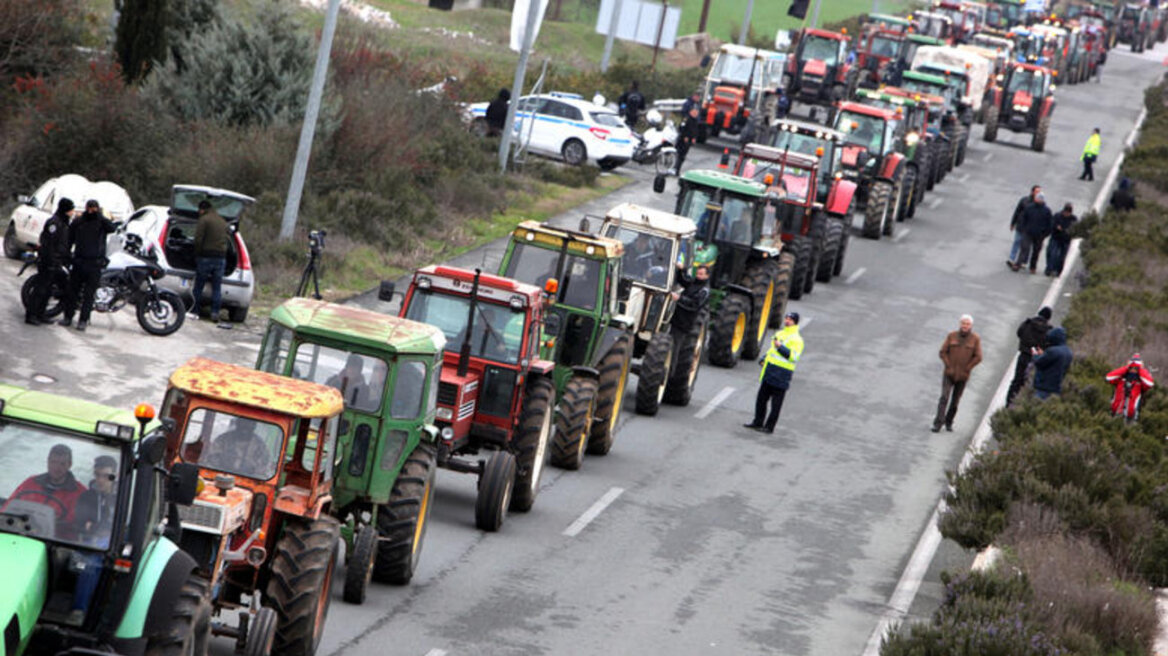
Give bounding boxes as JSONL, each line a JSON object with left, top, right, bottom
{"left": 458, "top": 269, "right": 482, "bottom": 377}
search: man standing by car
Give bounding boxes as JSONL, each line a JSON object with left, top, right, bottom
{"left": 26, "top": 198, "right": 74, "bottom": 326}
{"left": 618, "top": 81, "right": 646, "bottom": 129}
{"left": 59, "top": 200, "right": 115, "bottom": 332}
{"left": 191, "top": 199, "right": 228, "bottom": 324}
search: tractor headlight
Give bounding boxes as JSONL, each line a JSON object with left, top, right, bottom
{"left": 905, "top": 132, "right": 920, "bottom": 146}
{"left": 436, "top": 407, "right": 454, "bottom": 421}
{"left": 1012, "top": 104, "right": 1029, "bottom": 111}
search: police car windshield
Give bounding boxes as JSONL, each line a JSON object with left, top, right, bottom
{"left": 504, "top": 245, "right": 601, "bottom": 311}
{"left": 0, "top": 429, "right": 123, "bottom": 551}
{"left": 802, "top": 36, "right": 840, "bottom": 65}
{"left": 405, "top": 291, "right": 524, "bottom": 363}
{"left": 606, "top": 226, "right": 673, "bottom": 288}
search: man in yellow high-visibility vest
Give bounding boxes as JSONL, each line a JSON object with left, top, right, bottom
{"left": 745, "top": 312, "right": 805, "bottom": 434}
{"left": 1080, "top": 127, "right": 1101, "bottom": 181}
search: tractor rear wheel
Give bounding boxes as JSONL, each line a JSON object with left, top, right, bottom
{"left": 475, "top": 450, "right": 516, "bottom": 532}
{"left": 372, "top": 443, "right": 436, "bottom": 585}
{"left": 1032, "top": 115, "right": 1050, "bottom": 152}
{"left": 862, "top": 181, "right": 893, "bottom": 240}
{"left": 707, "top": 292, "right": 750, "bottom": 367}
{"left": 937, "top": 140, "right": 951, "bottom": 180}
{"left": 741, "top": 263, "right": 777, "bottom": 360}
{"left": 787, "top": 236, "right": 812, "bottom": 300}
{"left": 898, "top": 166, "right": 917, "bottom": 221}
{"left": 984, "top": 105, "right": 999, "bottom": 142}
{"left": 510, "top": 376, "right": 554, "bottom": 512}
{"left": 803, "top": 214, "right": 826, "bottom": 294}
{"left": 265, "top": 517, "right": 340, "bottom": 656}
{"left": 816, "top": 220, "right": 844, "bottom": 283}
{"left": 832, "top": 220, "right": 851, "bottom": 277}
{"left": 342, "top": 524, "right": 377, "bottom": 604}
{"left": 551, "top": 376, "right": 598, "bottom": 470}
{"left": 953, "top": 125, "right": 968, "bottom": 167}
{"left": 912, "top": 151, "right": 929, "bottom": 211}
{"left": 882, "top": 174, "right": 901, "bottom": 238}
{"left": 664, "top": 316, "right": 707, "bottom": 406}
{"left": 588, "top": 334, "right": 632, "bottom": 455}
{"left": 769, "top": 251, "right": 795, "bottom": 328}
{"left": 144, "top": 573, "right": 211, "bottom": 656}
{"left": 635, "top": 332, "right": 674, "bottom": 416}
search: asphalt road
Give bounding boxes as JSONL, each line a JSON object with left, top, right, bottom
{"left": 0, "top": 47, "right": 1162, "bottom": 656}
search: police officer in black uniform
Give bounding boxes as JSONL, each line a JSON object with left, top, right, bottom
{"left": 26, "top": 198, "right": 75, "bottom": 325}
{"left": 59, "top": 199, "right": 116, "bottom": 332}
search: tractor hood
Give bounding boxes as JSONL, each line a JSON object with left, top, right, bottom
{"left": 802, "top": 59, "right": 829, "bottom": 77}
{"left": 1010, "top": 89, "right": 1034, "bottom": 109}
{"left": 0, "top": 534, "right": 49, "bottom": 643}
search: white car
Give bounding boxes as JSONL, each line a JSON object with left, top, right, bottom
{"left": 466, "top": 92, "right": 636, "bottom": 170}
{"left": 4, "top": 174, "right": 134, "bottom": 259}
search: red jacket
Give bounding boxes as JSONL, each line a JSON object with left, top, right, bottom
{"left": 9, "top": 472, "right": 86, "bottom": 524}
{"left": 1106, "top": 362, "right": 1154, "bottom": 417}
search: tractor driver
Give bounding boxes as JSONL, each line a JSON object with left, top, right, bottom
{"left": 326, "top": 353, "right": 370, "bottom": 408}
{"left": 624, "top": 231, "right": 657, "bottom": 282}
{"left": 8, "top": 444, "right": 87, "bottom": 533}
{"left": 1007, "top": 67, "right": 1043, "bottom": 96}
{"left": 203, "top": 417, "right": 275, "bottom": 479}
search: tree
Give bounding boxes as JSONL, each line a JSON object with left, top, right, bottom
{"left": 0, "top": 0, "right": 82, "bottom": 80}
{"left": 166, "top": 0, "right": 220, "bottom": 73}
{"left": 115, "top": 0, "right": 170, "bottom": 83}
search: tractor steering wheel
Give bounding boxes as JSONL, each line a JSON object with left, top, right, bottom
{"left": 11, "top": 489, "right": 69, "bottom": 519}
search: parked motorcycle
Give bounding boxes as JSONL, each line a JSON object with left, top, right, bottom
{"left": 18, "top": 251, "right": 68, "bottom": 319}
{"left": 20, "top": 234, "right": 185, "bottom": 336}
{"left": 632, "top": 109, "right": 679, "bottom": 176}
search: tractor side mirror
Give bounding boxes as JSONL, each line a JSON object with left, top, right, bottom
{"left": 578, "top": 217, "right": 591, "bottom": 233}
{"left": 14, "top": 194, "right": 31, "bottom": 205}
{"left": 617, "top": 277, "right": 634, "bottom": 301}
{"left": 855, "top": 151, "right": 871, "bottom": 167}
{"left": 378, "top": 280, "right": 396, "bottom": 302}
{"left": 139, "top": 434, "right": 168, "bottom": 466}
{"left": 543, "top": 312, "right": 562, "bottom": 337}
{"left": 167, "top": 462, "right": 202, "bottom": 506}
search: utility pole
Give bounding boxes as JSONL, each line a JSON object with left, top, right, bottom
{"left": 698, "top": 0, "right": 711, "bottom": 34}
{"left": 872, "top": 0, "right": 879, "bottom": 13}
{"left": 280, "top": 0, "right": 341, "bottom": 241}
{"left": 810, "top": 0, "right": 823, "bottom": 28}
{"left": 651, "top": 0, "right": 668, "bottom": 70}
{"left": 499, "top": 0, "right": 543, "bottom": 173}
{"left": 738, "top": 0, "right": 756, "bottom": 45}
{"left": 600, "top": 0, "right": 623, "bottom": 73}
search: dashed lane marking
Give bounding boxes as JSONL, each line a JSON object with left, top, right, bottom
{"left": 695, "top": 386, "right": 736, "bottom": 419}
{"left": 982, "top": 152, "right": 994, "bottom": 162}
{"left": 957, "top": 173, "right": 970, "bottom": 183}
{"left": 563, "top": 487, "right": 625, "bottom": 537}
{"left": 927, "top": 197, "right": 944, "bottom": 210}
{"left": 423, "top": 650, "right": 447, "bottom": 656}
{"left": 893, "top": 228, "right": 910, "bottom": 243}
{"left": 845, "top": 267, "right": 867, "bottom": 285}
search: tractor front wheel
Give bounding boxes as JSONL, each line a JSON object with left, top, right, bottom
{"left": 803, "top": 215, "right": 826, "bottom": 294}
{"left": 1032, "top": 115, "right": 1050, "bottom": 152}
{"left": 898, "top": 166, "right": 917, "bottom": 221}
{"left": 510, "top": 377, "right": 554, "bottom": 512}
{"left": 144, "top": 574, "right": 211, "bottom": 656}
{"left": 372, "top": 443, "right": 436, "bottom": 585}
{"left": 741, "top": 263, "right": 777, "bottom": 361}
{"left": 862, "top": 181, "right": 893, "bottom": 240}
{"left": 883, "top": 174, "right": 901, "bottom": 238}
{"left": 788, "top": 236, "right": 812, "bottom": 300}
{"left": 984, "top": 105, "right": 1000, "bottom": 142}
{"left": 707, "top": 292, "right": 751, "bottom": 367}
{"left": 265, "top": 517, "right": 340, "bottom": 656}
{"left": 832, "top": 219, "right": 851, "bottom": 277}
{"left": 816, "top": 220, "right": 844, "bottom": 283}
{"left": 953, "top": 125, "right": 968, "bottom": 167}
{"left": 588, "top": 334, "right": 632, "bottom": 455}
{"left": 664, "top": 316, "right": 707, "bottom": 406}
{"left": 475, "top": 450, "right": 516, "bottom": 532}
{"left": 242, "top": 607, "right": 276, "bottom": 656}
{"left": 342, "top": 523, "right": 377, "bottom": 604}
{"left": 769, "top": 250, "right": 795, "bottom": 327}
{"left": 551, "top": 376, "right": 598, "bottom": 470}
{"left": 635, "top": 332, "right": 674, "bottom": 416}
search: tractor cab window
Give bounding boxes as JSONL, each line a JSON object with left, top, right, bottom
{"left": 390, "top": 360, "right": 427, "bottom": 419}
{"left": 711, "top": 53, "right": 760, "bottom": 84}
{"left": 606, "top": 226, "right": 674, "bottom": 288}
{"left": 1007, "top": 68, "right": 1044, "bottom": 95}
{"left": 838, "top": 112, "right": 885, "bottom": 153}
{"left": 503, "top": 243, "right": 600, "bottom": 312}
{"left": 768, "top": 130, "right": 822, "bottom": 158}
{"left": 299, "top": 415, "right": 339, "bottom": 480}
{"left": 778, "top": 167, "right": 812, "bottom": 203}
{"left": 802, "top": 36, "right": 841, "bottom": 65}
{"left": 715, "top": 196, "right": 756, "bottom": 246}
{"left": 870, "top": 35, "right": 899, "bottom": 58}
{"left": 404, "top": 290, "right": 526, "bottom": 363}
{"left": 180, "top": 409, "right": 283, "bottom": 481}
{"left": 0, "top": 430, "right": 123, "bottom": 549}
{"left": 677, "top": 187, "right": 716, "bottom": 236}
{"left": 284, "top": 343, "right": 387, "bottom": 413}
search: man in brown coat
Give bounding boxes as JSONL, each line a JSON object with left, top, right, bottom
{"left": 932, "top": 314, "right": 983, "bottom": 432}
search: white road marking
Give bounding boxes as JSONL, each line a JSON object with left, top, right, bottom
{"left": 982, "top": 152, "right": 994, "bottom": 162}
{"left": 695, "top": 386, "right": 736, "bottom": 419}
{"left": 424, "top": 650, "right": 447, "bottom": 656}
{"left": 893, "top": 228, "right": 910, "bottom": 243}
{"left": 927, "top": 197, "right": 944, "bottom": 210}
{"left": 845, "top": 267, "right": 867, "bottom": 284}
{"left": 957, "top": 173, "right": 970, "bottom": 183}
{"left": 799, "top": 316, "right": 813, "bottom": 328}
{"left": 563, "top": 487, "right": 625, "bottom": 537}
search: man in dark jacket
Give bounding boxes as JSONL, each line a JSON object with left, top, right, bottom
{"left": 26, "top": 198, "right": 75, "bottom": 325}
{"left": 670, "top": 264, "right": 710, "bottom": 335}
{"left": 1006, "top": 306, "right": 1052, "bottom": 406}
{"left": 1012, "top": 192, "right": 1053, "bottom": 273}
{"left": 1008, "top": 185, "right": 1040, "bottom": 268}
{"left": 1109, "top": 177, "right": 1136, "bottom": 212}
{"left": 485, "top": 88, "right": 510, "bottom": 137}
{"left": 59, "top": 200, "right": 116, "bottom": 331}
{"left": 191, "top": 200, "right": 229, "bottom": 323}
{"left": 745, "top": 312, "right": 804, "bottom": 434}
{"left": 1032, "top": 326, "right": 1072, "bottom": 399}
{"left": 618, "top": 81, "right": 646, "bottom": 129}
{"left": 1044, "top": 203, "right": 1077, "bottom": 276}
{"left": 675, "top": 91, "right": 702, "bottom": 174}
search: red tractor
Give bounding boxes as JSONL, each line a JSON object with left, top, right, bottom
{"left": 832, "top": 102, "right": 912, "bottom": 240}
{"left": 932, "top": 0, "right": 983, "bottom": 42}
{"left": 855, "top": 27, "right": 909, "bottom": 89}
{"left": 983, "top": 61, "right": 1056, "bottom": 151}
{"left": 396, "top": 265, "right": 556, "bottom": 532}
{"left": 733, "top": 145, "right": 857, "bottom": 296}
{"left": 783, "top": 28, "right": 858, "bottom": 116}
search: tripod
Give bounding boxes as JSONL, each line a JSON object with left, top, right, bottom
{"left": 296, "top": 241, "right": 323, "bottom": 300}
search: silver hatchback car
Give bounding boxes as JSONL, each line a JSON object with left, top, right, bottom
{"left": 118, "top": 185, "right": 256, "bottom": 322}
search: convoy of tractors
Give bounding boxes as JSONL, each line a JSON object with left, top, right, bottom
{"left": 0, "top": 0, "right": 1141, "bottom": 654}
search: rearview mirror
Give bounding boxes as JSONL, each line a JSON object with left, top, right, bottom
{"left": 167, "top": 462, "right": 201, "bottom": 506}
{"left": 578, "top": 217, "right": 591, "bottom": 233}
{"left": 855, "top": 151, "right": 871, "bottom": 167}
{"left": 139, "top": 434, "right": 168, "bottom": 466}
{"left": 543, "top": 312, "right": 562, "bottom": 337}
{"left": 378, "top": 280, "right": 396, "bottom": 302}
{"left": 617, "top": 277, "right": 634, "bottom": 301}
{"left": 14, "top": 194, "right": 31, "bottom": 205}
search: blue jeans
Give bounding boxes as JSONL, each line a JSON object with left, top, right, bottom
{"left": 193, "top": 256, "right": 225, "bottom": 318}
{"left": 72, "top": 552, "right": 104, "bottom": 611}
{"left": 1009, "top": 229, "right": 1024, "bottom": 263}
{"left": 1045, "top": 239, "right": 1069, "bottom": 275}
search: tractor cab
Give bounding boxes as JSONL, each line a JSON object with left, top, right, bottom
{"left": 985, "top": 0, "right": 1024, "bottom": 29}
{"left": 784, "top": 28, "right": 854, "bottom": 108}
{"left": 892, "top": 34, "right": 948, "bottom": 85}
{"left": 912, "top": 11, "right": 957, "bottom": 42}
{"left": 162, "top": 357, "right": 345, "bottom": 655}
{"left": 864, "top": 13, "right": 913, "bottom": 33}
{"left": 857, "top": 27, "right": 908, "bottom": 88}
{"left": 1010, "top": 28, "right": 1049, "bottom": 63}
{"left": 834, "top": 103, "right": 901, "bottom": 173}
{"left": 766, "top": 118, "right": 847, "bottom": 203}
{"left": 855, "top": 88, "right": 933, "bottom": 154}
{"left": 932, "top": 1, "right": 980, "bottom": 41}
{"left": 701, "top": 44, "right": 787, "bottom": 136}
{"left": 983, "top": 61, "right": 1055, "bottom": 150}
{"left": 673, "top": 171, "right": 779, "bottom": 286}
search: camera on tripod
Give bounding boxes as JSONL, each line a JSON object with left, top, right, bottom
{"left": 308, "top": 229, "right": 327, "bottom": 253}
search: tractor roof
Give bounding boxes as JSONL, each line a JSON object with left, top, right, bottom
{"left": 838, "top": 101, "right": 898, "bottom": 120}
{"left": 856, "top": 87, "right": 929, "bottom": 109}
{"left": 805, "top": 28, "right": 849, "bottom": 41}
{"left": 169, "top": 357, "right": 344, "bottom": 419}
{"left": 881, "top": 86, "right": 947, "bottom": 105}
{"left": 603, "top": 203, "right": 697, "bottom": 238}
{"left": 906, "top": 34, "right": 947, "bottom": 44}
{"left": 719, "top": 43, "right": 782, "bottom": 59}
{"left": 513, "top": 220, "right": 624, "bottom": 260}
{"left": 741, "top": 144, "right": 820, "bottom": 170}
{"left": 869, "top": 13, "right": 911, "bottom": 25}
{"left": 414, "top": 265, "right": 543, "bottom": 306}
{"left": 1011, "top": 61, "right": 1054, "bottom": 74}
{"left": 990, "top": 0, "right": 1022, "bottom": 4}
{"left": 902, "top": 70, "right": 950, "bottom": 85}
{"left": 0, "top": 384, "right": 154, "bottom": 441}
{"left": 270, "top": 298, "right": 446, "bottom": 356}
{"left": 679, "top": 170, "right": 768, "bottom": 197}
{"left": 772, "top": 118, "right": 847, "bottom": 142}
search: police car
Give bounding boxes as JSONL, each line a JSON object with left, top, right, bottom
{"left": 466, "top": 92, "right": 636, "bottom": 170}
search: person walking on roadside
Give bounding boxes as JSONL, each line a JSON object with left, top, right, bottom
{"left": 1106, "top": 353, "right": 1154, "bottom": 422}
{"left": 618, "top": 81, "right": 646, "bottom": 129}
{"left": 932, "top": 314, "right": 982, "bottom": 432}
{"left": 26, "top": 198, "right": 75, "bottom": 326}
{"left": 675, "top": 90, "right": 702, "bottom": 175}
{"left": 1080, "top": 127, "right": 1101, "bottom": 181}
{"left": 191, "top": 200, "right": 229, "bottom": 324}
{"left": 1006, "top": 306, "right": 1052, "bottom": 406}
{"left": 59, "top": 200, "right": 115, "bottom": 332}
{"left": 1012, "top": 191, "right": 1053, "bottom": 273}
{"left": 484, "top": 88, "right": 510, "bottom": 137}
{"left": 745, "top": 312, "right": 804, "bottom": 434}
{"left": 1031, "top": 326, "right": 1072, "bottom": 400}
{"left": 1008, "top": 185, "right": 1041, "bottom": 268}
{"left": 1045, "top": 203, "right": 1078, "bottom": 276}
{"left": 1110, "top": 177, "right": 1136, "bottom": 212}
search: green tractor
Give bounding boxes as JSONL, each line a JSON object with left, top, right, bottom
{"left": 497, "top": 221, "right": 635, "bottom": 470}
{"left": 256, "top": 298, "right": 446, "bottom": 604}
{"left": 0, "top": 386, "right": 208, "bottom": 655}
{"left": 659, "top": 169, "right": 786, "bottom": 368}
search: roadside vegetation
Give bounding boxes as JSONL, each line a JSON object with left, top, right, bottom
{"left": 882, "top": 79, "right": 1168, "bottom": 655}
